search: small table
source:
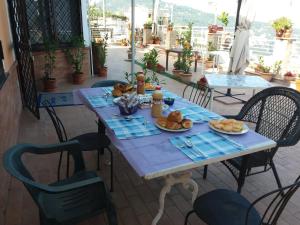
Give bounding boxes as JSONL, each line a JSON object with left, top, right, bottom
{"left": 165, "top": 48, "right": 199, "bottom": 72}
{"left": 205, "top": 74, "right": 272, "bottom": 110}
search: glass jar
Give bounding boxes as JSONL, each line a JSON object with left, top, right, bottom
{"left": 151, "top": 91, "right": 163, "bottom": 118}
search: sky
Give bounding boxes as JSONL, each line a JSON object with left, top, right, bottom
{"left": 161, "top": 0, "right": 300, "bottom": 27}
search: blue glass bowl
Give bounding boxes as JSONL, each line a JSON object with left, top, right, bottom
{"left": 118, "top": 104, "right": 139, "bottom": 115}
{"left": 164, "top": 98, "right": 175, "bottom": 106}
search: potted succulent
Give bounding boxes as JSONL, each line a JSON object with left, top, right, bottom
{"left": 64, "top": 36, "right": 85, "bottom": 84}
{"left": 43, "top": 40, "right": 57, "bottom": 92}
{"left": 217, "top": 11, "right": 229, "bottom": 31}
{"left": 92, "top": 34, "right": 108, "bottom": 76}
{"left": 272, "top": 17, "right": 293, "bottom": 38}
{"left": 255, "top": 56, "right": 273, "bottom": 81}
{"left": 272, "top": 60, "right": 282, "bottom": 77}
{"left": 284, "top": 71, "right": 297, "bottom": 81}
{"left": 180, "top": 41, "right": 193, "bottom": 82}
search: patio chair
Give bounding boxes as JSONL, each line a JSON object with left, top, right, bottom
{"left": 182, "top": 82, "right": 212, "bottom": 108}
{"left": 184, "top": 175, "right": 300, "bottom": 225}
{"left": 203, "top": 87, "right": 300, "bottom": 193}
{"left": 91, "top": 79, "right": 127, "bottom": 88}
{"left": 3, "top": 141, "right": 118, "bottom": 225}
{"left": 91, "top": 79, "right": 128, "bottom": 135}
{"left": 43, "top": 101, "right": 114, "bottom": 191}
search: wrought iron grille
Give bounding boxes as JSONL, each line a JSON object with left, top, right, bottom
{"left": 25, "top": 0, "right": 82, "bottom": 50}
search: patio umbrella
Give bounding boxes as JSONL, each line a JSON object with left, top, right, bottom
{"left": 227, "top": 17, "right": 251, "bottom": 74}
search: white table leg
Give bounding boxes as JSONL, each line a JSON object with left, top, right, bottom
{"left": 151, "top": 171, "right": 199, "bottom": 225}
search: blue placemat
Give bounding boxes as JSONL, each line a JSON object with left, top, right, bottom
{"left": 105, "top": 116, "right": 161, "bottom": 139}
{"left": 85, "top": 95, "right": 113, "bottom": 108}
{"left": 38, "top": 92, "right": 82, "bottom": 108}
{"left": 178, "top": 106, "right": 223, "bottom": 123}
{"left": 102, "top": 86, "right": 114, "bottom": 94}
{"left": 170, "top": 131, "right": 244, "bottom": 161}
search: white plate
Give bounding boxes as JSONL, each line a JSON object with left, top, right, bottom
{"left": 155, "top": 122, "right": 192, "bottom": 132}
{"left": 208, "top": 123, "right": 249, "bottom": 135}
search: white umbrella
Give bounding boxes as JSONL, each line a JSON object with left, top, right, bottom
{"left": 228, "top": 17, "right": 251, "bottom": 74}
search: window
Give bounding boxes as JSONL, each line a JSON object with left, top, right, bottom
{"left": 0, "top": 41, "right": 7, "bottom": 89}
{"left": 26, "top": 0, "right": 82, "bottom": 50}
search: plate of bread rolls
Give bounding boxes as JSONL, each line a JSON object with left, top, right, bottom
{"left": 112, "top": 83, "right": 135, "bottom": 97}
{"left": 209, "top": 119, "right": 249, "bottom": 135}
{"left": 155, "top": 111, "right": 193, "bottom": 132}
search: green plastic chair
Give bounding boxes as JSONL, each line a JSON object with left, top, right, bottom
{"left": 3, "top": 141, "right": 118, "bottom": 225}
{"left": 91, "top": 79, "right": 127, "bottom": 88}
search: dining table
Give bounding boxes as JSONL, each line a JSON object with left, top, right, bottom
{"left": 74, "top": 86, "right": 276, "bottom": 225}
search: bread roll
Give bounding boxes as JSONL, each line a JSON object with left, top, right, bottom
{"left": 112, "top": 89, "right": 122, "bottom": 97}
{"left": 167, "top": 111, "right": 183, "bottom": 123}
{"left": 181, "top": 119, "right": 193, "bottom": 129}
{"left": 157, "top": 117, "right": 167, "bottom": 127}
{"left": 166, "top": 121, "right": 180, "bottom": 130}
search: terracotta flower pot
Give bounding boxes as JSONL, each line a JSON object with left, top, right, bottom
{"left": 284, "top": 75, "right": 296, "bottom": 81}
{"left": 72, "top": 72, "right": 85, "bottom": 84}
{"left": 43, "top": 78, "right": 56, "bottom": 92}
{"left": 172, "top": 69, "right": 183, "bottom": 77}
{"left": 259, "top": 72, "right": 273, "bottom": 82}
{"left": 99, "top": 67, "right": 108, "bottom": 77}
{"left": 180, "top": 72, "right": 192, "bottom": 83}
{"left": 205, "top": 60, "right": 214, "bottom": 69}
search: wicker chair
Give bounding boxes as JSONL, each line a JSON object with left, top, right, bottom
{"left": 182, "top": 82, "right": 212, "bottom": 108}
{"left": 185, "top": 175, "right": 300, "bottom": 225}
{"left": 203, "top": 87, "right": 300, "bottom": 193}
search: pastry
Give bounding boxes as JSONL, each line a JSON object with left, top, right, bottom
{"left": 124, "top": 84, "right": 133, "bottom": 92}
{"left": 167, "top": 111, "right": 183, "bottom": 123}
{"left": 166, "top": 121, "right": 181, "bottom": 130}
{"left": 210, "top": 119, "right": 244, "bottom": 132}
{"left": 181, "top": 119, "right": 193, "bottom": 129}
{"left": 156, "top": 117, "right": 168, "bottom": 127}
{"left": 112, "top": 89, "right": 122, "bottom": 97}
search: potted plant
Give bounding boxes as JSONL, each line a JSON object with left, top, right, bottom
{"left": 173, "top": 59, "right": 183, "bottom": 76}
{"left": 142, "top": 49, "right": 158, "bottom": 71}
{"left": 208, "top": 24, "right": 218, "bottom": 33}
{"left": 43, "top": 40, "right": 57, "bottom": 92}
{"left": 92, "top": 34, "right": 108, "bottom": 76}
{"left": 217, "top": 11, "right": 229, "bottom": 30}
{"left": 272, "top": 60, "right": 282, "bottom": 77}
{"left": 255, "top": 56, "right": 273, "bottom": 81}
{"left": 64, "top": 36, "right": 85, "bottom": 84}
{"left": 205, "top": 54, "right": 215, "bottom": 69}
{"left": 180, "top": 41, "right": 193, "bottom": 82}
{"left": 167, "top": 23, "right": 173, "bottom": 31}
{"left": 152, "top": 35, "right": 161, "bottom": 44}
{"left": 272, "top": 17, "right": 293, "bottom": 38}
{"left": 284, "top": 71, "right": 297, "bottom": 81}
{"left": 143, "top": 21, "right": 152, "bottom": 30}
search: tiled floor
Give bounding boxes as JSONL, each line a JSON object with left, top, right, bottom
{"left": 3, "top": 47, "right": 300, "bottom": 225}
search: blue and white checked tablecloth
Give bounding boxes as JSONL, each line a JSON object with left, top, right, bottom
{"left": 102, "top": 86, "right": 114, "bottom": 94}
{"left": 170, "top": 131, "right": 244, "bottom": 161}
{"left": 105, "top": 116, "right": 161, "bottom": 139}
{"left": 85, "top": 95, "right": 113, "bottom": 108}
{"left": 177, "top": 106, "right": 223, "bottom": 123}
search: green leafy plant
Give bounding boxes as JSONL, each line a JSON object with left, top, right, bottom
{"left": 44, "top": 39, "right": 57, "bottom": 80}
{"left": 217, "top": 11, "right": 229, "bottom": 27}
{"left": 272, "top": 17, "right": 292, "bottom": 32}
{"left": 207, "top": 54, "right": 214, "bottom": 61}
{"left": 144, "top": 21, "right": 152, "bottom": 29}
{"left": 173, "top": 59, "right": 183, "bottom": 70}
{"left": 93, "top": 33, "right": 108, "bottom": 68}
{"left": 124, "top": 72, "right": 138, "bottom": 84}
{"left": 183, "top": 23, "right": 193, "bottom": 44}
{"left": 142, "top": 48, "right": 158, "bottom": 71}
{"left": 256, "top": 56, "right": 271, "bottom": 73}
{"left": 207, "top": 41, "right": 217, "bottom": 51}
{"left": 64, "top": 36, "right": 85, "bottom": 74}
{"left": 272, "top": 60, "right": 282, "bottom": 75}
{"left": 181, "top": 44, "right": 193, "bottom": 74}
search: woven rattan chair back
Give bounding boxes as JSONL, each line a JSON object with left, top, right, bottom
{"left": 182, "top": 82, "right": 212, "bottom": 108}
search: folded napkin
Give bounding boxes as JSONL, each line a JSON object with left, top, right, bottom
{"left": 170, "top": 131, "right": 244, "bottom": 161}
{"left": 105, "top": 116, "right": 161, "bottom": 139}
{"left": 85, "top": 94, "right": 113, "bottom": 108}
{"left": 177, "top": 106, "right": 223, "bottom": 123}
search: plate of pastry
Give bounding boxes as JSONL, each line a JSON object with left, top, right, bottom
{"left": 209, "top": 119, "right": 249, "bottom": 135}
{"left": 112, "top": 83, "right": 136, "bottom": 97}
{"left": 155, "top": 111, "right": 193, "bottom": 132}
